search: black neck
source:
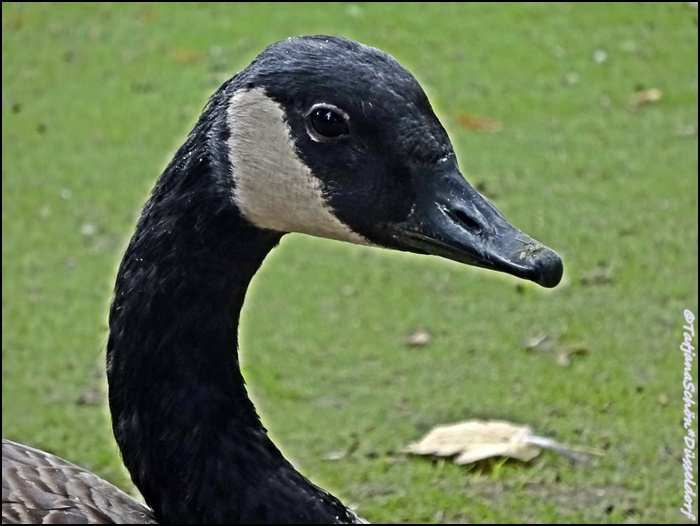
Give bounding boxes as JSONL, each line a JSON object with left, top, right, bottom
{"left": 106, "top": 103, "right": 359, "bottom": 523}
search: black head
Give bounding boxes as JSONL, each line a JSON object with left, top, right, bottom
{"left": 217, "top": 35, "right": 562, "bottom": 287}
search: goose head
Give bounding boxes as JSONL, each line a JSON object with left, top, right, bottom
{"left": 221, "top": 35, "right": 562, "bottom": 287}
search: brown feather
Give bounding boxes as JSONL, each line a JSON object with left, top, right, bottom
{"left": 2, "top": 440, "right": 156, "bottom": 524}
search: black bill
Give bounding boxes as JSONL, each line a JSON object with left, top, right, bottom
{"left": 385, "top": 162, "right": 563, "bottom": 288}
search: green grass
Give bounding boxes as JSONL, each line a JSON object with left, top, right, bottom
{"left": 2, "top": 2, "right": 698, "bottom": 523}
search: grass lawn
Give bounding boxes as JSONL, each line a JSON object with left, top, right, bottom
{"left": 2, "top": 2, "right": 698, "bottom": 523}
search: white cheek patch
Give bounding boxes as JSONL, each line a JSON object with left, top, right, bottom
{"left": 226, "top": 88, "right": 369, "bottom": 245}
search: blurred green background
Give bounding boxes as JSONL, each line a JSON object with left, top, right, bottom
{"left": 2, "top": 2, "right": 698, "bottom": 523}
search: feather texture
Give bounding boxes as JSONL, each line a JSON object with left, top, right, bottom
{"left": 2, "top": 440, "right": 156, "bottom": 524}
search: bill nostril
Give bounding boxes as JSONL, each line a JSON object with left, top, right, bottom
{"left": 446, "top": 207, "right": 482, "bottom": 235}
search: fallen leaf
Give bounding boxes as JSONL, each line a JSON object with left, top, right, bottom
{"left": 323, "top": 435, "right": 359, "bottom": 461}
{"left": 569, "top": 346, "right": 590, "bottom": 357}
{"left": 556, "top": 351, "right": 571, "bottom": 367}
{"left": 169, "top": 47, "right": 205, "bottom": 64}
{"left": 405, "top": 330, "right": 432, "bottom": 347}
{"left": 405, "top": 420, "right": 540, "bottom": 464}
{"left": 138, "top": 7, "right": 158, "bottom": 22}
{"left": 457, "top": 113, "right": 502, "bottom": 132}
{"left": 405, "top": 419, "right": 601, "bottom": 465}
{"left": 324, "top": 450, "right": 347, "bottom": 461}
{"left": 628, "top": 88, "right": 662, "bottom": 112}
{"left": 523, "top": 332, "right": 551, "bottom": 352}
{"left": 556, "top": 346, "right": 590, "bottom": 367}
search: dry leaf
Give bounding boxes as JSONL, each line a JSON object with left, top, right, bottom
{"left": 523, "top": 332, "right": 551, "bottom": 352}
{"left": 457, "top": 113, "right": 502, "bottom": 132}
{"left": 556, "top": 351, "right": 571, "bottom": 367}
{"left": 324, "top": 450, "right": 348, "bottom": 461}
{"left": 323, "top": 435, "right": 359, "bottom": 461}
{"left": 405, "top": 419, "right": 601, "bottom": 465}
{"left": 629, "top": 88, "right": 662, "bottom": 112}
{"left": 405, "top": 420, "right": 540, "bottom": 464}
{"left": 557, "top": 346, "right": 590, "bottom": 367}
{"left": 169, "top": 47, "right": 205, "bottom": 64}
{"left": 405, "top": 330, "right": 432, "bottom": 347}
{"left": 569, "top": 346, "right": 590, "bottom": 357}
{"left": 138, "top": 8, "right": 158, "bottom": 22}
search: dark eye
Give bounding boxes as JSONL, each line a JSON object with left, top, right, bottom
{"left": 306, "top": 104, "right": 350, "bottom": 141}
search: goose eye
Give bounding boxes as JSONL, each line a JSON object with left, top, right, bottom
{"left": 306, "top": 105, "right": 349, "bottom": 140}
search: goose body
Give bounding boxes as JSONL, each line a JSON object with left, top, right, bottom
{"left": 2, "top": 36, "right": 563, "bottom": 524}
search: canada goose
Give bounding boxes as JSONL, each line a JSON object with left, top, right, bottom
{"left": 2, "top": 35, "right": 563, "bottom": 524}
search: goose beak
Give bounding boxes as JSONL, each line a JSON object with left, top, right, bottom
{"left": 385, "top": 164, "right": 563, "bottom": 288}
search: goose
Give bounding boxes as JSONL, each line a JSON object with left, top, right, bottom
{"left": 2, "top": 35, "right": 563, "bottom": 524}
